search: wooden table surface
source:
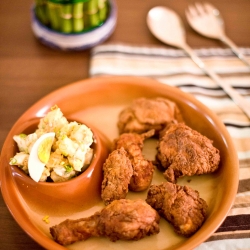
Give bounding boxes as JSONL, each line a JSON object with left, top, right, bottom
{"left": 0, "top": 0, "right": 250, "bottom": 249}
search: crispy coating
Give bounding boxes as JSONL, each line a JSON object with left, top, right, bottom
{"left": 113, "top": 130, "right": 155, "bottom": 191}
{"left": 146, "top": 182, "right": 207, "bottom": 237}
{"left": 101, "top": 148, "right": 133, "bottom": 205}
{"left": 50, "top": 199, "right": 160, "bottom": 245}
{"left": 156, "top": 123, "right": 220, "bottom": 183}
{"left": 118, "top": 97, "right": 183, "bottom": 134}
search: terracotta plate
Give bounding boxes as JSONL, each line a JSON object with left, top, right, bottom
{"left": 0, "top": 76, "right": 239, "bottom": 250}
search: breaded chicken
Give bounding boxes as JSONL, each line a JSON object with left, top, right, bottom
{"left": 156, "top": 123, "right": 220, "bottom": 183}
{"left": 118, "top": 97, "right": 183, "bottom": 134}
{"left": 113, "top": 130, "right": 155, "bottom": 191}
{"left": 146, "top": 182, "right": 207, "bottom": 237}
{"left": 101, "top": 148, "right": 133, "bottom": 205}
{"left": 50, "top": 199, "right": 160, "bottom": 245}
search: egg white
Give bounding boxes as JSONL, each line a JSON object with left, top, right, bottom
{"left": 28, "top": 132, "right": 55, "bottom": 182}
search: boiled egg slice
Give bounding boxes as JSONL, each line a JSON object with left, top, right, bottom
{"left": 28, "top": 132, "right": 55, "bottom": 182}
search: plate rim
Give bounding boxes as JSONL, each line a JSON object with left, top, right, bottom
{"left": 0, "top": 76, "right": 239, "bottom": 250}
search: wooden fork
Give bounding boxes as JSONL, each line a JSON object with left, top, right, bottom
{"left": 186, "top": 2, "right": 250, "bottom": 69}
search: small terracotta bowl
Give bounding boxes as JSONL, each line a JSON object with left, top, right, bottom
{"left": 8, "top": 117, "right": 110, "bottom": 215}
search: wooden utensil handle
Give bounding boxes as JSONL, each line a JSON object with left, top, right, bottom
{"left": 183, "top": 44, "right": 250, "bottom": 119}
{"left": 221, "top": 35, "right": 250, "bottom": 70}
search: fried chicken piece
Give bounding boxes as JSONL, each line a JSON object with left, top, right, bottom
{"left": 101, "top": 148, "right": 133, "bottom": 205}
{"left": 50, "top": 199, "right": 160, "bottom": 245}
{"left": 118, "top": 97, "right": 183, "bottom": 134}
{"left": 113, "top": 130, "right": 155, "bottom": 191}
{"left": 146, "top": 182, "right": 207, "bottom": 237}
{"left": 156, "top": 123, "right": 220, "bottom": 183}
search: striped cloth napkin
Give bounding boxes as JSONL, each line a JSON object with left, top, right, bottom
{"left": 89, "top": 43, "right": 250, "bottom": 249}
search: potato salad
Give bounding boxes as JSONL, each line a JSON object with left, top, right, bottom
{"left": 9, "top": 106, "right": 94, "bottom": 182}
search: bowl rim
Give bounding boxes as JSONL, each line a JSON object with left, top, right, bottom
{"left": 0, "top": 76, "right": 239, "bottom": 250}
